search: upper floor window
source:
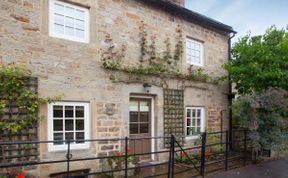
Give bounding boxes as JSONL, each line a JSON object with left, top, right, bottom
{"left": 48, "top": 102, "right": 90, "bottom": 151}
{"left": 49, "top": 0, "right": 89, "bottom": 43}
{"left": 186, "top": 107, "right": 205, "bottom": 138}
{"left": 186, "top": 38, "right": 204, "bottom": 66}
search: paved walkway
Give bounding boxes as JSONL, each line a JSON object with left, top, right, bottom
{"left": 207, "top": 157, "right": 288, "bottom": 178}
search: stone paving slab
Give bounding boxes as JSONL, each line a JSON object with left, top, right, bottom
{"left": 207, "top": 157, "right": 288, "bottom": 178}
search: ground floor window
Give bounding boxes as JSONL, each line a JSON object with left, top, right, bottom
{"left": 48, "top": 102, "right": 90, "bottom": 151}
{"left": 186, "top": 107, "right": 205, "bottom": 138}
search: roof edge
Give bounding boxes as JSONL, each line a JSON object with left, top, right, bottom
{"left": 143, "top": 0, "right": 237, "bottom": 34}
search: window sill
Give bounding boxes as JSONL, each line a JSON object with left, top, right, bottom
{"left": 48, "top": 143, "right": 90, "bottom": 152}
{"left": 185, "top": 135, "right": 200, "bottom": 141}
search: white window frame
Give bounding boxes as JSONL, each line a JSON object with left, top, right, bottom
{"left": 49, "top": 0, "right": 90, "bottom": 43}
{"left": 186, "top": 38, "right": 204, "bottom": 66}
{"left": 48, "top": 102, "right": 90, "bottom": 151}
{"left": 185, "top": 107, "right": 205, "bottom": 139}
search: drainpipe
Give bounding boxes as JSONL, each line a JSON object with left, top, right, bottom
{"left": 228, "top": 32, "right": 236, "bottom": 150}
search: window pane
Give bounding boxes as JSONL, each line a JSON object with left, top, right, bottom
{"left": 54, "top": 24, "right": 64, "bottom": 34}
{"left": 65, "top": 16, "right": 74, "bottom": 27}
{"left": 187, "top": 118, "right": 191, "bottom": 126}
{"left": 54, "top": 14, "right": 64, "bottom": 25}
{"left": 65, "top": 132, "right": 74, "bottom": 140}
{"left": 75, "top": 29, "right": 84, "bottom": 38}
{"left": 76, "top": 106, "right": 84, "bottom": 117}
{"left": 75, "top": 19, "right": 84, "bottom": 29}
{"left": 65, "top": 6, "right": 74, "bottom": 17}
{"left": 53, "top": 120, "right": 63, "bottom": 131}
{"left": 129, "top": 124, "right": 138, "bottom": 134}
{"left": 65, "top": 120, "right": 74, "bottom": 131}
{"left": 76, "top": 120, "right": 84, "bottom": 130}
{"left": 75, "top": 9, "right": 85, "bottom": 20}
{"left": 197, "top": 119, "right": 201, "bottom": 126}
{"left": 192, "top": 110, "right": 196, "bottom": 117}
{"left": 187, "top": 127, "right": 192, "bottom": 136}
{"left": 197, "top": 109, "right": 201, "bottom": 117}
{"left": 129, "top": 112, "right": 138, "bottom": 122}
{"left": 140, "top": 112, "right": 149, "bottom": 122}
{"left": 53, "top": 105, "right": 63, "bottom": 117}
{"left": 54, "top": 3, "right": 64, "bottom": 14}
{"left": 65, "top": 106, "right": 74, "bottom": 118}
{"left": 53, "top": 133, "right": 63, "bottom": 145}
{"left": 76, "top": 132, "right": 85, "bottom": 143}
{"left": 187, "top": 110, "right": 191, "bottom": 117}
{"left": 192, "top": 119, "right": 196, "bottom": 126}
{"left": 140, "top": 123, "right": 149, "bottom": 133}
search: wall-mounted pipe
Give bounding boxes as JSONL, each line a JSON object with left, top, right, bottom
{"left": 228, "top": 32, "right": 236, "bottom": 150}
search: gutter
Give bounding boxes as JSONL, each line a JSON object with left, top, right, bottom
{"left": 228, "top": 32, "right": 236, "bottom": 150}
{"left": 141, "top": 0, "right": 236, "bottom": 34}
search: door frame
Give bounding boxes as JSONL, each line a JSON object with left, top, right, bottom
{"left": 130, "top": 95, "right": 155, "bottom": 160}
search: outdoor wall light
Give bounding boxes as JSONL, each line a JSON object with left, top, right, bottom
{"left": 143, "top": 83, "right": 152, "bottom": 93}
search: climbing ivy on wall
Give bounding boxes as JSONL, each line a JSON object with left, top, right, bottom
{"left": 0, "top": 63, "right": 60, "bottom": 134}
{"left": 100, "top": 21, "right": 224, "bottom": 85}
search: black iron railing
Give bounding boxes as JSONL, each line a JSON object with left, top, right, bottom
{"left": 0, "top": 130, "right": 251, "bottom": 178}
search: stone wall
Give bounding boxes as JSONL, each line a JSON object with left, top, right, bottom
{"left": 0, "top": 0, "right": 230, "bottom": 176}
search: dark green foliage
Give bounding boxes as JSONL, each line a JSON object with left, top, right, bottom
{"left": 232, "top": 88, "right": 288, "bottom": 153}
{"left": 225, "top": 26, "right": 288, "bottom": 94}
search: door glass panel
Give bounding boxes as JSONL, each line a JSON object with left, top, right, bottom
{"left": 129, "top": 101, "right": 138, "bottom": 112}
{"left": 130, "top": 124, "right": 138, "bottom": 134}
{"left": 130, "top": 112, "right": 138, "bottom": 122}
{"left": 140, "top": 101, "right": 149, "bottom": 112}
{"left": 140, "top": 123, "right": 149, "bottom": 133}
{"left": 65, "top": 106, "right": 74, "bottom": 118}
{"left": 140, "top": 112, "right": 149, "bottom": 122}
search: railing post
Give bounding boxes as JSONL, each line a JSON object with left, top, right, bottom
{"left": 66, "top": 139, "right": 72, "bottom": 178}
{"left": 243, "top": 130, "right": 247, "bottom": 165}
{"left": 200, "top": 132, "right": 206, "bottom": 177}
{"left": 171, "top": 135, "right": 175, "bottom": 178}
{"left": 168, "top": 135, "right": 172, "bottom": 178}
{"left": 225, "top": 130, "right": 229, "bottom": 170}
{"left": 124, "top": 137, "right": 128, "bottom": 178}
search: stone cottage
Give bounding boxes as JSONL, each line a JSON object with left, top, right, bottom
{"left": 0, "top": 0, "right": 236, "bottom": 176}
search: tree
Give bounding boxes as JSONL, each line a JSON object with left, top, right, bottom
{"left": 225, "top": 26, "right": 288, "bottom": 94}
{"left": 232, "top": 88, "right": 288, "bottom": 154}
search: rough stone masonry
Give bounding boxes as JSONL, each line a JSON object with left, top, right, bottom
{"left": 0, "top": 0, "right": 232, "bottom": 176}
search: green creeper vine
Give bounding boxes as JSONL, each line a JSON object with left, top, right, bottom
{"left": 173, "top": 25, "right": 184, "bottom": 72}
{"left": 100, "top": 22, "right": 222, "bottom": 85}
{"left": 0, "top": 63, "right": 61, "bottom": 134}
